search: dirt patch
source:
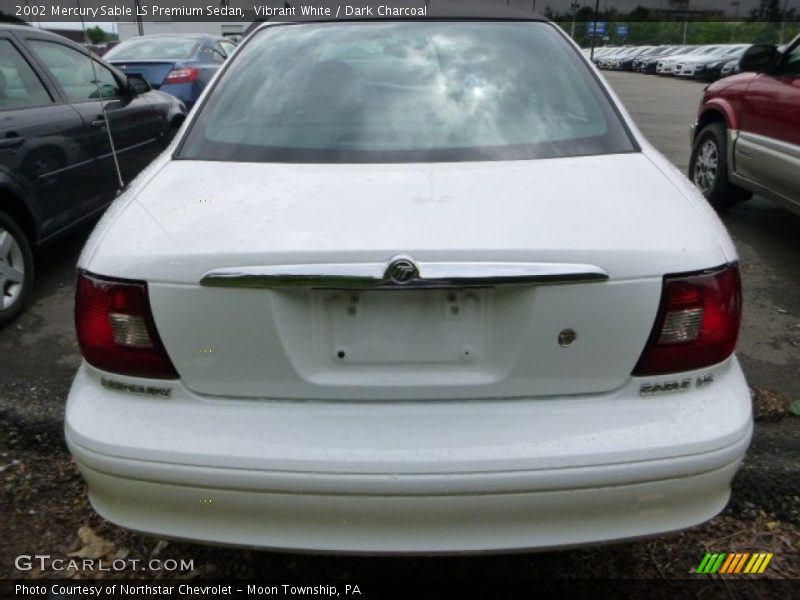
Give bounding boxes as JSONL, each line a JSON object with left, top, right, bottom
{"left": 752, "top": 388, "right": 792, "bottom": 421}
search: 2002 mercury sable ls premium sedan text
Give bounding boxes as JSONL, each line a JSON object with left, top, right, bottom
{"left": 65, "top": 13, "right": 752, "bottom": 553}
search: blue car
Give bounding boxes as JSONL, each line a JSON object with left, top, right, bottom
{"left": 103, "top": 34, "right": 237, "bottom": 110}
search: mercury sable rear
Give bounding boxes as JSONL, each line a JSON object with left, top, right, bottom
{"left": 65, "top": 17, "right": 752, "bottom": 553}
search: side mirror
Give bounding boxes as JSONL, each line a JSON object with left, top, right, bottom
{"left": 127, "top": 74, "right": 151, "bottom": 96}
{"left": 739, "top": 44, "right": 779, "bottom": 73}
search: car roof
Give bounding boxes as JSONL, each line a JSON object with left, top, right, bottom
{"left": 0, "top": 24, "right": 225, "bottom": 45}
{"left": 0, "top": 23, "right": 103, "bottom": 50}
{"left": 251, "top": 2, "right": 547, "bottom": 33}
{"left": 0, "top": 23, "right": 35, "bottom": 32}
{"left": 313, "top": 2, "right": 544, "bottom": 20}
{"left": 117, "top": 33, "right": 225, "bottom": 43}
{"left": 126, "top": 34, "right": 212, "bottom": 39}
{"left": 0, "top": 23, "right": 79, "bottom": 39}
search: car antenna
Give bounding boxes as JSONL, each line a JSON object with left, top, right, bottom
{"left": 76, "top": 0, "right": 125, "bottom": 192}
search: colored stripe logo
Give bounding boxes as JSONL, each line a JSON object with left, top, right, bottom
{"left": 696, "top": 553, "right": 773, "bottom": 574}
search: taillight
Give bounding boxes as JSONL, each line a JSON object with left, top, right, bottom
{"left": 75, "top": 271, "right": 178, "bottom": 379}
{"left": 164, "top": 67, "right": 199, "bottom": 84}
{"left": 633, "top": 263, "right": 741, "bottom": 376}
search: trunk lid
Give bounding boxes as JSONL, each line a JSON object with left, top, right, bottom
{"left": 107, "top": 60, "right": 177, "bottom": 88}
{"left": 85, "top": 153, "right": 727, "bottom": 400}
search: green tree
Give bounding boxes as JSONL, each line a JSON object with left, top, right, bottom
{"left": 749, "top": 0, "right": 783, "bottom": 21}
{"left": 85, "top": 26, "right": 109, "bottom": 45}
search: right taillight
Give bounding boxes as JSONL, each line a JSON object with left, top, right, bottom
{"left": 75, "top": 270, "right": 178, "bottom": 379}
{"left": 634, "top": 263, "right": 741, "bottom": 376}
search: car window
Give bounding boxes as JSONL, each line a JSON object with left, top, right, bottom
{"left": 781, "top": 43, "right": 800, "bottom": 77}
{"left": 220, "top": 41, "right": 236, "bottom": 57}
{"left": 179, "top": 22, "right": 635, "bottom": 164}
{"left": 28, "top": 40, "right": 122, "bottom": 102}
{"left": 200, "top": 46, "right": 225, "bottom": 64}
{"left": 0, "top": 39, "right": 52, "bottom": 110}
{"left": 104, "top": 37, "right": 198, "bottom": 60}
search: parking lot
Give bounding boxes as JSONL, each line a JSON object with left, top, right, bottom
{"left": 1, "top": 71, "right": 798, "bottom": 580}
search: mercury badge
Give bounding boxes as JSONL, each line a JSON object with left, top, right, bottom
{"left": 385, "top": 257, "right": 419, "bottom": 285}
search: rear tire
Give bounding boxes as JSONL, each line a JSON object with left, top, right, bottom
{"left": 0, "top": 210, "right": 34, "bottom": 326}
{"left": 689, "top": 122, "right": 752, "bottom": 211}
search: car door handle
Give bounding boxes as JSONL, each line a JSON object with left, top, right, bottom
{"left": 91, "top": 118, "right": 107, "bottom": 129}
{"left": 0, "top": 136, "right": 25, "bottom": 150}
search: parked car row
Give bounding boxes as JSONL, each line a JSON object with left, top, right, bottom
{"left": 590, "top": 36, "right": 800, "bottom": 216}
{"left": 586, "top": 43, "right": 752, "bottom": 82}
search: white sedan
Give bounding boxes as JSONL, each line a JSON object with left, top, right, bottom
{"left": 66, "top": 13, "right": 752, "bottom": 553}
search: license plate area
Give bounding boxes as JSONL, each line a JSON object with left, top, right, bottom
{"left": 318, "top": 289, "right": 489, "bottom": 365}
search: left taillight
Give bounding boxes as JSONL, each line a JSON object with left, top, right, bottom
{"left": 75, "top": 271, "right": 178, "bottom": 379}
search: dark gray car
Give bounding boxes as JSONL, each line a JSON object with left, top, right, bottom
{"left": 0, "top": 25, "right": 186, "bottom": 324}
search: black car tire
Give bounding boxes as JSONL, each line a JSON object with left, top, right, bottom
{"left": 0, "top": 210, "right": 34, "bottom": 326}
{"left": 689, "top": 122, "right": 753, "bottom": 211}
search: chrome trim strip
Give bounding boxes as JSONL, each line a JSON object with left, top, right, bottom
{"left": 38, "top": 157, "right": 96, "bottom": 179}
{"left": 200, "top": 259, "right": 609, "bottom": 289}
{"left": 97, "top": 138, "right": 159, "bottom": 162}
{"left": 202, "top": 263, "right": 384, "bottom": 289}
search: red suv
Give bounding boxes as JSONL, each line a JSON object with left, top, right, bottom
{"left": 689, "top": 35, "right": 800, "bottom": 212}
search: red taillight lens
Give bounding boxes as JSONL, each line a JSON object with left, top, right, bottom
{"left": 75, "top": 271, "right": 178, "bottom": 379}
{"left": 164, "top": 67, "right": 199, "bottom": 84}
{"left": 633, "top": 264, "right": 741, "bottom": 376}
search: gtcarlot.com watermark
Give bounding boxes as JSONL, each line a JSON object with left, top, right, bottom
{"left": 15, "top": 554, "right": 194, "bottom": 573}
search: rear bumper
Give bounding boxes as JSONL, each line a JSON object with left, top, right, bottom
{"left": 70, "top": 455, "right": 744, "bottom": 554}
{"left": 65, "top": 359, "right": 752, "bottom": 553}
{"left": 157, "top": 82, "right": 199, "bottom": 110}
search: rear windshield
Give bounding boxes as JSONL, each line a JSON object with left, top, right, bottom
{"left": 105, "top": 37, "right": 198, "bottom": 60}
{"left": 178, "top": 21, "right": 635, "bottom": 163}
